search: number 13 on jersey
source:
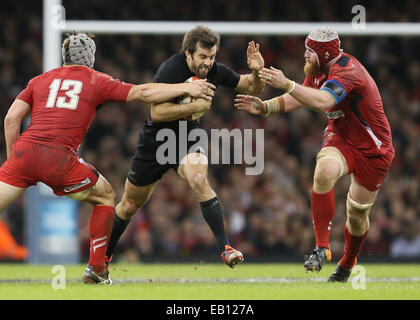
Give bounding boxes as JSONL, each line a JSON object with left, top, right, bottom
{"left": 46, "top": 79, "right": 83, "bottom": 110}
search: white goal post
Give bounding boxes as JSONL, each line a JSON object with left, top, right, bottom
{"left": 44, "top": 0, "right": 420, "bottom": 72}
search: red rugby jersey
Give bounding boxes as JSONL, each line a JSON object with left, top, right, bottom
{"left": 303, "top": 53, "right": 393, "bottom": 157}
{"left": 16, "top": 66, "right": 134, "bottom": 153}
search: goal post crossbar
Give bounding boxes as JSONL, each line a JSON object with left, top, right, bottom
{"left": 62, "top": 20, "right": 420, "bottom": 36}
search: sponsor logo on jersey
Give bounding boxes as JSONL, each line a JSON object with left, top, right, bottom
{"left": 326, "top": 109, "right": 345, "bottom": 119}
{"left": 64, "top": 178, "right": 91, "bottom": 192}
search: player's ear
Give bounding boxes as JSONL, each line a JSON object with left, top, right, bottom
{"left": 185, "top": 50, "right": 192, "bottom": 60}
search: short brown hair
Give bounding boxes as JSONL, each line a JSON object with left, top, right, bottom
{"left": 180, "top": 26, "right": 220, "bottom": 54}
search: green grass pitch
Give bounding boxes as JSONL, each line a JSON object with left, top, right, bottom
{"left": 0, "top": 263, "right": 419, "bottom": 300}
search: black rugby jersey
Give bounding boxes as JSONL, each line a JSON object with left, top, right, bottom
{"left": 146, "top": 53, "right": 240, "bottom": 128}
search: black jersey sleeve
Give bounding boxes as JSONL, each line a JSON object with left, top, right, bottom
{"left": 214, "top": 62, "right": 241, "bottom": 89}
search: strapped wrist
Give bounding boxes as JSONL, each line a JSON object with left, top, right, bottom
{"left": 262, "top": 96, "right": 285, "bottom": 117}
{"left": 285, "top": 79, "right": 296, "bottom": 94}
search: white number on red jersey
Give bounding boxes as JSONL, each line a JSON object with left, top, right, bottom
{"left": 46, "top": 79, "right": 83, "bottom": 110}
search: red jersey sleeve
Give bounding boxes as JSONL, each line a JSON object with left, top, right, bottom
{"left": 16, "top": 78, "right": 35, "bottom": 106}
{"left": 319, "top": 60, "right": 363, "bottom": 105}
{"left": 95, "top": 72, "right": 135, "bottom": 103}
{"left": 328, "top": 63, "right": 361, "bottom": 95}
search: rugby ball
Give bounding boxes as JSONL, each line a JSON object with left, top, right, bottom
{"left": 179, "top": 76, "right": 205, "bottom": 121}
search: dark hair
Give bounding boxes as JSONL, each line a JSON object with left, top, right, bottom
{"left": 180, "top": 26, "right": 220, "bottom": 54}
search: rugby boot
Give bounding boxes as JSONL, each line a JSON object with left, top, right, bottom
{"left": 221, "top": 245, "right": 244, "bottom": 269}
{"left": 304, "top": 247, "right": 332, "bottom": 273}
{"left": 327, "top": 263, "right": 352, "bottom": 282}
{"left": 82, "top": 265, "right": 112, "bottom": 284}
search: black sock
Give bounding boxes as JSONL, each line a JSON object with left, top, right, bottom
{"left": 106, "top": 213, "right": 130, "bottom": 259}
{"left": 200, "top": 197, "right": 230, "bottom": 252}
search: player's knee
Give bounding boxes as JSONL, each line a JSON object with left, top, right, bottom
{"left": 313, "top": 162, "right": 340, "bottom": 191}
{"left": 100, "top": 181, "right": 116, "bottom": 207}
{"left": 346, "top": 193, "right": 372, "bottom": 225}
{"left": 189, "top": 172, "right": 210, "bottom": 197}
{"left": 119, "top": 196, "right": 143, "bottom": 218}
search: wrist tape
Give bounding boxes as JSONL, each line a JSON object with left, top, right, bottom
{"left": 262, "top": 96, "right": 285, "bottom": 117}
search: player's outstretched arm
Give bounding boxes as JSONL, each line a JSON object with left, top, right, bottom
{"left": 235, "top": 41, "right": 265, "bottom": 95}
{"left": 259, "top": 67, "right": 336, "bottom": 111}
{"left": 151, "top": 98, "right": 211, "bottom": 122}
{"left": 234, "top": 93, "right": 304, "bottom": 117}
{"left": 126, "top": 81, "right": 215, "bottom": 104}
{"left": 4, "top": 99, "right": 31, "bottom": 158}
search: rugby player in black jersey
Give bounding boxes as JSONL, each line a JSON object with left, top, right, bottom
{"left": 106, "top": 26, "right": 264, "bottom": 268}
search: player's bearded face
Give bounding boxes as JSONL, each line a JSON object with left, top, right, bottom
{"left": 304, "top": 49, "right": 320, "bottom": 76}
{"left": 187, "top": 44, "right": 217, "bottom": 79}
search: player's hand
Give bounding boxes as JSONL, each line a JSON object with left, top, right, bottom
{"left": 234, "top": 94, "right": 264, "bottom": 115}
{"left": 186, "top": 79, "right": 215, "bottom": 101}
{"left": 194, "top": 97, "right": 212, "bottom": 112}
{"left": 247, "top": 41, "right": 264, "bottom": 72}
{"left": 258, "top": 66, "right": 287, "bottom": 89}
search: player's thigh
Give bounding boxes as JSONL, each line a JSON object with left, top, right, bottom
{"left": 0, "top": 181, "right": 26, "bottom": 211}
{"left": 348, "top": 174, "right": 378, "bottom": 205}
{"left": 70, "top": 174, "right": 115, "bottom": 206}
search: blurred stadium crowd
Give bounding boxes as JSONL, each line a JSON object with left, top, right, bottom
{"left": 1, "top": 0, "right": 420, "bottom": 263}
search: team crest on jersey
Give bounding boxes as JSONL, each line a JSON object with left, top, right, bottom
{"left": 325, "top": 51, "right": 330, "bottom": 60}
{"left": 326, "top": 109, "right": 345, "bottom": 119}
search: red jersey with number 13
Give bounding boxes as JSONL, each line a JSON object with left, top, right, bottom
{"left": 16, "top": 66, "right": 134, "bottom": 153}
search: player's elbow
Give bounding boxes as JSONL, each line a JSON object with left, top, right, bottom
{"left": 308, "top": 95, "right": 335, "bottom": 112}
{"left": 317, "top": 91, "right": 337, "bottom": 111}
{"left": 4, "top": 111, "right": 22, "bottom": 129}
{"left": 315, "top": 101, "right": 332, "bottom": 112}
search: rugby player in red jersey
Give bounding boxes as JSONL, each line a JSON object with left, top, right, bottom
{"left": 235, "top": 26, "right": 394, "bottom": 282}
{"left": 0, "top": 32, "right": 215, "bottom": 284}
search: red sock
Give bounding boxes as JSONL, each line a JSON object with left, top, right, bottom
{"left": 340, "top": 225, "right": 368, "bottom": 269}
{"left": 311, "top": 189, "right": 335, "bottom": 249}
{"left": 88, "top": 205, "right": 114, "bottom": 273}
